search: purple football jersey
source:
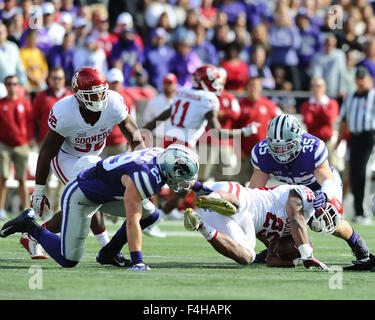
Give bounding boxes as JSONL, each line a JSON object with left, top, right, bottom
{"left": 77, "top": 148, "right": 165, "bottom": 203}
{"left": 251, "top": 132, "right": 329, "bottom": 191}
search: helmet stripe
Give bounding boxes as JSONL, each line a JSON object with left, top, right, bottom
{"left": 279, "top": 115, "right": 287, "bottom": 140}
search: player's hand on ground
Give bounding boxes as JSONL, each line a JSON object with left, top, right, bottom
{"left": 313, "top": 191, "right": 327, "bottom": 211}
{"left": 31, "top": 192, "right": 51, "bottom": 217}
{"left": 129, "top": 263, "right": 151, "bottom": 271}
{"left": 295, "top": 257, "right": 329, "bottom": 270}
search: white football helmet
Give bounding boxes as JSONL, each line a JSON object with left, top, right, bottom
{"left": 309, "top": 197, "right": 343, "bottom": 235}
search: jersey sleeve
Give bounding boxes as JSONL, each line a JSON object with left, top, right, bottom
{"left": 251, "top": 141, "right": 272, "bottom": 173}
{"left": 202, "top": 92, "right": 220, "bottom": 114}
{"left": 48, "top": 100, "right": 69, "bottom": 136}
{"left": 292, "top": 185, "right": 315, "bottom": 222}
{"left": 129, "top": 164, "right": 163, "bottom": 199}
{"left": 109, "top": 90, "right": 129, "bottom": 124}
{"left": 313, "top": 139, "right": 328, "bottom": 168}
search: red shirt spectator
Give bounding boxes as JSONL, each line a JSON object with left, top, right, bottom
{"left": 300, "top": 95, "right": 339, "bottom": 142}
{"left": 0, "top": 95, "right": 34, "bottom": 147}
{"left": 237, "top": 96, "right": 279, "bottom": 155}
{"left": 106, "top": 88, "right": 136, "bottom": 146}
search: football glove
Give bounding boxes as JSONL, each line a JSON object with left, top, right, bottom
{"left": 313, "top": 190, "right": 328, "bottom": 211}
{"left": 31, "top": 185, "right": 50, "bottom": 217}
{"left": 129, "top": 263, "right": 151, "bottom": 271}
{"left": 241, "top": 122, "right": 260, "bottom": 137}
{"left": 302, "top": 257, "right": 330, "bottom": 270}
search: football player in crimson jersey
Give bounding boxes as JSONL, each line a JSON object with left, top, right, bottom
{"left": 143, "top": 64, "right": 257, "bottom": 216}
{"left": 249, "top": 114, "right": 373, "bottom": 269}
{"left": 184, "top": 181, "right": 334, "bottom": 269}
{"left": 26, "top": 66, "right": 145, "bottom": 265}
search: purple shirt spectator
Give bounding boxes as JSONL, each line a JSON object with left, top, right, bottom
{"left": 268, "top": 25, "right": 301, "bottom": 66}
{"left": 110, "top": 36, "right": 144, "bottom": 86}
{"left": 169, "top": 51, "right": 202, "bottom": 88}
{"left": 358, "top": 58, "right": 375, "bottom": 80}
{"left": 193, "top": 41, "right": 218, "bottom": 66}
{"left": 19, "top": 28, "right": 54, "bottom": 57}
{"left": 298, "top": 27, "right": 322, "bottom": 67}
{"left": 47, "top": 45, "right": 75, "bottom": 82}
{"left": 245, "top": 1, "right": 272, "bottom": 30}
{"left": 216, "top": 0, "right": 247, "bottom": 24}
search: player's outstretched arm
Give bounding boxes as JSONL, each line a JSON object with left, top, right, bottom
{"left": 249, "top": 168, "right": 269, "bottom": 188}
{"left": 121, "top": 175, "right": 149, "bottom": 270}
{"left": 119, "top": 116, "right": 146, "bottom": 151}
{"left": 143, "top": 107, "right": 172, "bottom": 131}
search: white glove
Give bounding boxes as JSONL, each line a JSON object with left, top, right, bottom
{"left": 241, "top": 122, "right": 260, "bottom": 137}
{"left": 31, "top": 185, "right": 51, "bottom": 217}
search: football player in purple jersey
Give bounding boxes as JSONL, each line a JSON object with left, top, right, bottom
{"left": 249, "top": 114, "right": 373, "bottom": 270}
{"left": 0, "top": 145, "right": 213, "bottom": 270}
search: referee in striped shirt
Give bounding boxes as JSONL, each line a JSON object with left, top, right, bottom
{"left": 336, "top": 66, "right": 375, "bottom": 223}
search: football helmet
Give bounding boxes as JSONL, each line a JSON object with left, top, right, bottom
{"left": 309, "top": 197, "right": 343, "bottom": 235}
{"left": 157, "top": 145, "right": 199, "bottom": 193}
{"left": 267, "top": 114, "right": 302, "bottom": 164}
{"left": 71, "top": 66, "right": 109, "bottom": 112}
{"left": 192, "top": 64, "right": 223, "bottom": 96}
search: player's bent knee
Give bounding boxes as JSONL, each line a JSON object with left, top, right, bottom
{"left": 62, "top": 259, "right": 79, "bottom": 268}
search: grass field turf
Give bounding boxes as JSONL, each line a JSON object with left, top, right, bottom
{"left": 0, "top": 217, "right": 375, "bottom": 301}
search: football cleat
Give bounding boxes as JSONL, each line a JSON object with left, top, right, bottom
{"left": 20, "top": 233, "right": 48, "bottom": 259}
{"left": 0, "top": 208, "right": 35, "bottom": 238}
{"left": 195, "top": 195, "right": 237, "bottom": 216}
{"left": 143, "top": 225, "right": 167, "bottom": 238}
{"left": 184, "top": 208, "right": 202, "bottom": 231}
{"left": 96, "top": 249, "right": 132, "bottom": 267}
{"left": 343, "top": 254, "right": 375, "bottom": 271}
{"left": 253, "top": 249, "right": 267, "bottom": 264}
{"left": 129, "top": 263, "right": 151, "bottom": 271}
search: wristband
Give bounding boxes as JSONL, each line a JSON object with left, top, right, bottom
{"left": 297, "top": 244, "right": 313, "bottom": 260}
{"left": 34, "top": 184, "right": 46, "bottom": 194}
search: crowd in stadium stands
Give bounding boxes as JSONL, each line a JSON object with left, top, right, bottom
{"left": 1, "top": 0, "right": 375, "bottom": 222}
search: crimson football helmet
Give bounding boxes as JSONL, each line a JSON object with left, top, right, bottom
{"left": 71, "top": 66, "right": 109, "bottom": 112}
{"left": 192, "top": 64, "right": 223, "bottom": 96}
{"left": 309, "top": 197, "right": 343, "bottom": 235}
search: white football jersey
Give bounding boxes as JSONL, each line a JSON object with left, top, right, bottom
{"left": 48, "top": 90, "right": 129, "bottom": 157}
{"left": 210, "top": 182, "right": 315, "bottom": 243}
{"left": 165, "top": 87, "right": 220, "bottom": 147}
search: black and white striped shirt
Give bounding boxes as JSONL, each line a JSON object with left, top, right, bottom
{"left": 340, "top": 88, "right": 375, "bottom": 133}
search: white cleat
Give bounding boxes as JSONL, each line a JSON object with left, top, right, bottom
{"left": 143, "top": 225, "right": 167, "bottom": 238}
{"left": 184, "top": 208, "right": 202, "bottom": 231}
{"left": 20, "top": 233, "right": 48, "bottom": 259}
{"left": 166, "top": 208, "right": 184, "bottom": 220}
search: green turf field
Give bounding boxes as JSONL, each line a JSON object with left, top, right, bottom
{"left": 0, "top": 217, "right": 375, "bottom": 300}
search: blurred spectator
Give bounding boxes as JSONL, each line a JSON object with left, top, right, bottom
{"left": 20, "top": 30, "right": 48, "bottom": 95}
{"left": 142, "top": 72, "right": 177, "bottom": 147}
{"left": 101, "top": 68, "right": 137, "bottom": 158}
{"left": 144, "top": 27, "right": 175, "bottom": 92}
{"left": 198, "top": 0, "right": 217, "bottom": 30}
{"left": 0, "top": 0, "right": 18, "bottom": 22}
{"left": 234, "top": 76, "right": 281, "bottom": 185}
{"left": 295, "top": 8, "right": 322, "bottom": 90}
{"left": 47, "top": 31, "right": 76, "bottom": 85}
{"left": 271, "top": 80, "right": 297, "bottom": 114}
{"left": 93, "top": 12, "right": 118, "bottom": 61}
{"left": 32, "top": 67, "right": 72, "bottom": 212}
{"left": 198, "top": 67, "right": 241, "bottom": 182}
{"left": 77, "top": 4, "right": 92, "bottom": 29}
{"left": 144, "top": 0, "right": 178, "bottom": 30}
{"left": 61, "top": 0, "right": 79, "bottom": 18}
{"left": 300, "top": 77, "right": 339, "bottom": 167}
{"left": 232, "top": 12, "right": 252, "bottom": 63}
{"left": 107, "top": 0, "right": 144, "bottom": 31}
{"left": 0, "top": 75, "right": 34, "bottom": 220}
{"left": 6, "top": 8, "right": 24, "bottom": 46}
{"left": 216, "top": 0, "right": 246, "bottom": 24}
{"left": 310, "top": 34, "right": 346, "bottom": 99}
{"left": 192, "top": 23, "right": 218, "bottom": 66}
{"left": 169, "top": 29, "right": 201, "bottom": 88}
{"left": 110, "top": 26, "right": 144, "bottom": 86}
{"left": 358, "top": 37, "right": 375, "bottom": 80}
{"left": 248, "top": 44, "right": 275, "bottom": 90}
{"left": 73, "top": 17, "right": 89, "bottom": 49}
{"left": 339, "top": 15, "right": 366, "bottom": 53}
{"left": 111, "top": 12, "right": 144, "bottom": 52}
{"left": 251, "top": 23, "right": 271, "bottom": 60}
{"left": 212, "top": 23, "right": 235, "bottom": 61}
{"left": 245, "top": 0, "right": 271, "bottom": 30}
{"left": 0, "top": 22, "right": 28, "bottom": 87}
{"left": 59, "top": 11, "right": 73, "bottom": 34}
{"left": 342, "top": 49, "right": 358, "bottom": 96}
{"left": 268, "top": 4, "right": 302, "bottom": 90}
{"left": 41, "top": 1, "right": 66, "bottom": 47}
{"left": 220, "top": 41, "right": 249, "bottom": 93}
{"left": 20, "top": 0, "right": 33, "bottom": 30}
{"left": 156, "top": 11, "right": 174, "bottom": 38}
{"left": 74, "top": 34, "right": 107, "bottom": 74}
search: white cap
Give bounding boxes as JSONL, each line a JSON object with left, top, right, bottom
{"left": 116, "top": 12, "right": 133, "bottom": 27}
{"left": 59, "top": 12, "right": 73, "bottom": 24}
{"left": 74, "top": 17, "right": 87, "bottom": 28}
{"left": 42, "top": 2, "right": 55, "bottom": 15}
{"left": 106, "top": 68, "right": 124, "bottom": 83}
